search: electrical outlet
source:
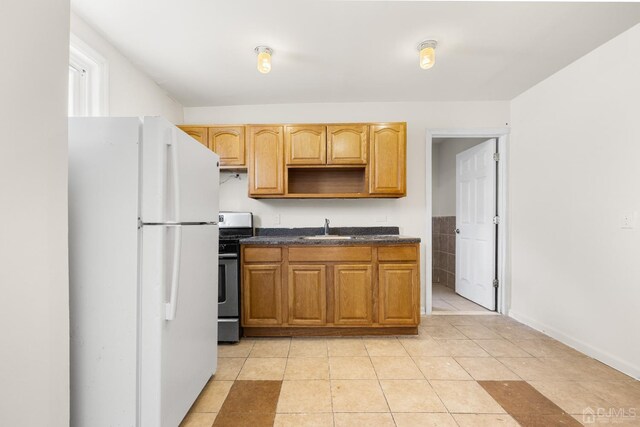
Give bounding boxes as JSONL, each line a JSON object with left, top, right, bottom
{"left": 621, "top": 211, "right": 637, "bottom": 229}
{"left": 274, "top": 214, "right": 281, "bottom": 225}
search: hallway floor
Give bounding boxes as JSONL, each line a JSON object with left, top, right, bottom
{"left": 181, "top": 315, "right": 640, "bottom": 427}
{"left": 432, "top": 284, "right": 492, "bottom": 313}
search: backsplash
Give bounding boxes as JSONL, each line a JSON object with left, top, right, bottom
{"left": 432, "top": 216, "right": 456, "bottom": 289}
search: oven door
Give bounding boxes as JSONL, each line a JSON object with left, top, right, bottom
{"left": 218, "top": 254, "right": 239, "bottom": 317}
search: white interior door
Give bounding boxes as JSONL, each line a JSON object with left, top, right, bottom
{"left": 141, "top": 116, "right": 220, "bottom": 224}
{"left": 455, "top": 139, "right": 497, "bottom": 310}
{"left": 140, "top": 224, "right": 218, "bottom": 427}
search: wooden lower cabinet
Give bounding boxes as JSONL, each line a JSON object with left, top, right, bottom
{"left": 288, "top": 265, "right": 326, "bottom": 325}
{"left": 243, "top": 264, "right": 282, "bottom": 325}
{"left": 241, "top": 244, "right": 419, "bottom": 335}
{"left": 334, "top": 265, "right": 372, "bottom": 325}
{"left": 379, "top": 263, "right": 419, "bottom": 325}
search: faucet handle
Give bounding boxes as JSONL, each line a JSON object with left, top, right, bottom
{"left": 325, "top": 218, "right": 330, "bottom": 225}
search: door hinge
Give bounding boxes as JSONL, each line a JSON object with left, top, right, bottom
{"left": 493, "top": 152, "right": 500, "bottom": 161}
{"left": 493, "top": 216, "right": 501, "bottom": 225}
{"left": 493, "top": 279, "right": 499, "bottom": 288}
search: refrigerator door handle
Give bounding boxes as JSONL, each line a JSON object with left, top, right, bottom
{"left": 165, "top": 225, "right": 183, "bottom": 320}
{"left": 168, "top": 130, "right": 181, "bottom": 222}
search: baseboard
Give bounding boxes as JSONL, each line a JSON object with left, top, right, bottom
{"left": 508, "top": 310, "right": 640, "bottom": 380}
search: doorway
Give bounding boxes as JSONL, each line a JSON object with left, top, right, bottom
{"left": 425, "top": 129, "right": 509, "bottom": 315}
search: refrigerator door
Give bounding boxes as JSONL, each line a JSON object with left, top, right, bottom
{"left": 141, "top": 116, "right": 220, "bottom": 224}
{"left": 140, "top": 224, "right": 218, "bottom": 427}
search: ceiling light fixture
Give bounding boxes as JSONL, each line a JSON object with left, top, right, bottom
{"left": 255, "top": 46, "right": 273, "bottom": 74}
{"left": 418, "top": 40, "right": 437, "bottom": 70}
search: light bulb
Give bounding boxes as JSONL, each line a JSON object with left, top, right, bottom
{"left": 255, "top": 46, "right": 273, "bottom": 74}
{"left": 418, "top": 40, "right": 437, "bottom": 70}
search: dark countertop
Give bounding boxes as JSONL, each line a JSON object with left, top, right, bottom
{"left": 240, "top": 235, "right": 421, "bottom": 246}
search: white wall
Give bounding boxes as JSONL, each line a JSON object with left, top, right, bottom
{"left": 71, "top": 12, "right": 184, "bottom": 123}
{"left": 0, "top": 1, "right": 70, "bottom": 425}
{"left": 186, "top": 101, "right": 509, "bottom": 311}
{"left": 510, "top": 24, "right": 640, "bottom": 378}
{"left": 432, "top": 138, "right": 487, "bottom": 216}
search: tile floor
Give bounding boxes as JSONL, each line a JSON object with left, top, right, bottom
{"left": 432, "top": 284, "right": 491, "bottom": 313}
{"left": 181, "top": 315, "right": 640, "bottom": 427}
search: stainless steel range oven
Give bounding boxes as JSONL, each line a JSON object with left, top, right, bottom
{"left": 218, "top": 212, "right": 253, "bottom": 342}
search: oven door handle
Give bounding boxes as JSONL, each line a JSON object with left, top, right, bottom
{"left": 219, "top": 253, "right": 238, "bottom": 259}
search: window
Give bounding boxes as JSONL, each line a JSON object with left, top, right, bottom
{"left": 68, "top": 34, "right": 108, "bottom": 116}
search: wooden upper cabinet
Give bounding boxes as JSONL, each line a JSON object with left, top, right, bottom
{"left": 285, "top": 125, "right": 326, "bottom": 165}
{"left": 327, "top": 125, "right": 368, "bottom": 165}
{"left": 208, "top": 126, "right": 245, "bottom": 167}
{"left": 288, "top": 265, "right": 327, "bottom": 326}
{"left": 334, "top": 265, "right": 373, "bottom": 325}
{"left": 248, "top": 126, "right": 284, "bottom": 195}
{"left": 243, "top": 264, "right": 282, "bottom": 326}
{"left": 378, "top": 263, "right": 418, "bottom": 325}
{"left": 177, "top": 126, "right": 208, "bottom": 148}
{"left": 369, "top": 124, "right": 406, "bottom": 195}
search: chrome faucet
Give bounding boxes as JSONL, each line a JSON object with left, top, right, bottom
{"left": 324, "top": 218, "right": 330, "bottom": 236}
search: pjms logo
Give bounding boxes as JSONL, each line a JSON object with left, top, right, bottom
{"left": 583, "top": 407, "right": 595, "bottom": 424}
{"left": 583, "top": 406, "right": 637, "bottom": 424}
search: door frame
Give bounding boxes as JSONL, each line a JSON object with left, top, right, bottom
{"left": 424, "top": 128, "right": 510, "bottom": 315}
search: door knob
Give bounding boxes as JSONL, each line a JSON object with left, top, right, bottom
{"left": 455, "top": 228, "right": 460, "bottom": 234}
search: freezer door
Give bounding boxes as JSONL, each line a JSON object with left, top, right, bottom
{"left": 140, "top": 224, "right": 218, "bottom": 427}
{"left": 141, "top": 116, "right": 220, "bottom": 223}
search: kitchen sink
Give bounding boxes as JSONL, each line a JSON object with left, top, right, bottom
{"left": 301, "top": 235, "right": 353, "bottom": 240}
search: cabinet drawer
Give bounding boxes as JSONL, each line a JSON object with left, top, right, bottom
{"left": 288, "top": 246, "right": 372, "bottom": 262}
{"left": 243, "top": 247, "right": 282, "bottom": 262}
{"left": 378, "top": 245, "right": 418, "bottom": 262}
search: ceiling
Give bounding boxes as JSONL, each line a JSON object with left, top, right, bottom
{"left": 71, "top": 1, "right": 640, "bottom": 107}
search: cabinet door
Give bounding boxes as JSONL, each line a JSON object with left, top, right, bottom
{"left": 378, "top": 263, "right": 418, "bottom": 325}
{"left": 243, "top": 264, "right": 282, "bottom": 326}
{"left": 285, "top": 125, "right": 326, "bottom": 165}
{"left": 327, "top": 125, "right": 368, "bottom": 165}
{"left": 288, "top": 265, "right": 326, "bottom": 325}
{"left": 369, "top": 124, "right": 406, "bottom": 195}
{"left": 248, "top": 126, "right": 284, "bottom": 195}
{"left": 208, "top": 126, "right": 245, "bottom": 167}
{"left": 177, "top": 126, "right": 208, "bottom": 148}
{"left": 334, "top": 265, "right": 372, "bottom": 325}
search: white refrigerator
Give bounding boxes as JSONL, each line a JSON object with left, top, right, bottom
{"left": 69, "top": 117, "right": 219, "bottom": 427}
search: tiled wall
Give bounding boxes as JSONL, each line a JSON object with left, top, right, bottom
{"left": 432, "top": 216, "right": 456, "bottom": 289}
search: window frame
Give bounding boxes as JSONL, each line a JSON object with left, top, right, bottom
{"left": 69, "top": 33, "right": 109, "bottom": 116}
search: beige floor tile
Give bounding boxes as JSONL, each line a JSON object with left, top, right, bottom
{"left": 331, "top": 380, "right": 390, "bottom": 412}
{"left": 489, "top": 325, "right": 546, "bottom": 340}
{"left": 237, "top": 357, "right": 287, "bottom": 380}
{"left": 289, "top": 339, "right": 328, "bottom": 357}
{"left": 212, "top": 357, "right": 245, "bottom": 381}
{"left": 379, "top": 380, "right": 446, "bottom": 412}
{"left": 571, "top": 412, "right": 640, "bottom": 425}
{"left": 498, "top": 357, "right": 561, "bottom": 380}
{"left": 249, "top": 338, "right": 291, "bottom": 358}
{"left": 430, "top": 380, "right": 506, "bottom": 414}
{"left": 413, "top": 356, "right": 472, "bottom": 380}
{"left": 363, "top": 337, "right": 408, "bottom": 356}
{"left": 392, "top": 412, "right": 458, "bottom": 427}
{"left": 455, "top": 325, "right": 502, "bottom": 340}
{"left": 456, "top": 357, "right": 521, "bottom": 380}
{"left": 334, "top": 412, "right": 395, "bottom": 427}
{"left": 329, "top": 356, "right": 377, "bottom": 379}
{"left": 327, "top": 338, "right": 368, "bottom": 356}
{"left": 274, "top": 413, "right": 333, "bottom": 427}
{"left": 218, "top": 340, "right": 255, "bottom": 358}
{"left": 548, "top": 357, "right": 633, "bottom": 382}
{"left": 529, "top": 380, "right": 616, "bottom": 414}
{"left": 276, "top": 380, "right": 332, "bottom": 413}
{"left": 190, "top": 380, "right": 233, "bottom": 413}
{"left": 180, "top": 412, "right": 217, "bottom": 427}
{"left": 474, "top": 339, "right": 532, "bottom": 357}
{"left": 511, "top": 339, "right": 582, "bottom": 358}
{"left": 420, "top": 315, "right": 454, "bottom": 326}
{"left": 399, "top": 337, "right": 449, "bottom": 357}
{"left": 441, "top": 339, "right": 490, "bottom": 357}
{"left": 421, "top": 325, "right": 468, "bottom": 340}
{"left": 453, "top": 414, "right": 520, "bottom": 427}
{"left": 284, "top": 357, "right": 330, "bottom": 380}
{"left": 370, "top": 356, "right": 424, "bottom": 379}
{"left": 579, "top": 381, "right": 640, "bottom": 408}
